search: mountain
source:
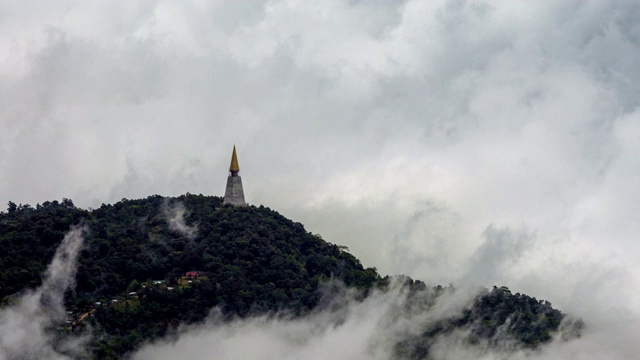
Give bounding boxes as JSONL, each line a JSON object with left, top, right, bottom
{"left": 0, "top": 195, "right": 583, "bottom": 359}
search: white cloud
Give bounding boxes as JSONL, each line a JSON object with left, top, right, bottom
{"left": 130, "top": 279, "right": 632, "bottom": 360}
{"left": 1, "top": 0, "right": 640, "bottom": 356}
{"left": 162, "top": 199, "right": 198, "bottom": 240}
{"left": 130, "top": 281, "right": 479, "bottom": 360}
{"left": 0, "top": 227, "right": 87, "bottom": 360}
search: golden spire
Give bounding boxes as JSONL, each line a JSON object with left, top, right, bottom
{"left": 229, "top": 145, "right": 240, "bottom": 174}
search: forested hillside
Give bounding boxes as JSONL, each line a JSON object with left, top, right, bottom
{"left": 0, "top": 195, "right": 581, "bottom": 359}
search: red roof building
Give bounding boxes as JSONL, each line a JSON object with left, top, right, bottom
{"left": 185, "top": 271, "right": 203, "bottom": 278}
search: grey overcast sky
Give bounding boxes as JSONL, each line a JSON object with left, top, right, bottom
{"left": 1, "top": 1, "right": 640, "bottom": 350}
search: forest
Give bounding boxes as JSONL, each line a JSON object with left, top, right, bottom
{"left": 0, "top": 194, "right": 581, "bottom": 359}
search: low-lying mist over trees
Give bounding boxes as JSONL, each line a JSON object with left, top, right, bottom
{"left": 1, "top": 195, "right": 582, "bottom": 359}
{"left": 1, "top": 0, "right": 640, "bottom": 358}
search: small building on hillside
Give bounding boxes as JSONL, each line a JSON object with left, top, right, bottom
{"left": 185, "top": 271, "right": 205, "bottom": 279}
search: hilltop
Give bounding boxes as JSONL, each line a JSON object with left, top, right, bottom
{"left": 0, "top": 195, "right": 582, "bottom": 359}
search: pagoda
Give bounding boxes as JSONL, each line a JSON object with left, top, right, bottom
{"left": 223, "top": 145, "right": 246, "bottom": 206}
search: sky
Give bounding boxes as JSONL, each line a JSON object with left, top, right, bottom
{"left": 1, "top": 0, "right": 640, "bottom": 357}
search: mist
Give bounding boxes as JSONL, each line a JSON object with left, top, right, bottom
{"left": 0, "top": 228, "right": 632, "bottom": 359}
{"left": 162, "top": 199, "right": 198, "bottom": 240}
{"left": 0, "top": 227, "right": 87, "bottom": 360}
{"left": 130, "top": 280, "right": 600, "bottom": 360}
{"left": 1, "top": 0, "right": 639, "bottom": 358}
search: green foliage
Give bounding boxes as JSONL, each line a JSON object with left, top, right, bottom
{"left": 394, "top": 283, "right": 570, "bottom": 359}
{"left": 0, "top": 194, "right": 380, "bottom": 357}
{"left": 466, "top": 286, "right": 564, "bottom": 346}
{"left": 0, "top": 200, "right": 87, "bottom": 299}
{"left": 0, "top": 194, "right": 573, "bottom": 359}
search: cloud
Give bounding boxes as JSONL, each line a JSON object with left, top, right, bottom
{"left": 1, "top": 0, "right": 640, "bottom": 357}
{"left": 0, "top": 226, "right": 87, "bottom": 360}
{"left": 162, "top": 199, "right": 198, "bottom": 240}
{"left": 130, "top": 280, "right": 472, "bottom": 360}
{"left": 129, "top": 279, "right": 601, "bottom": 360}
{"left": 459, "top": 225, "right": 536, "bottom": 287}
